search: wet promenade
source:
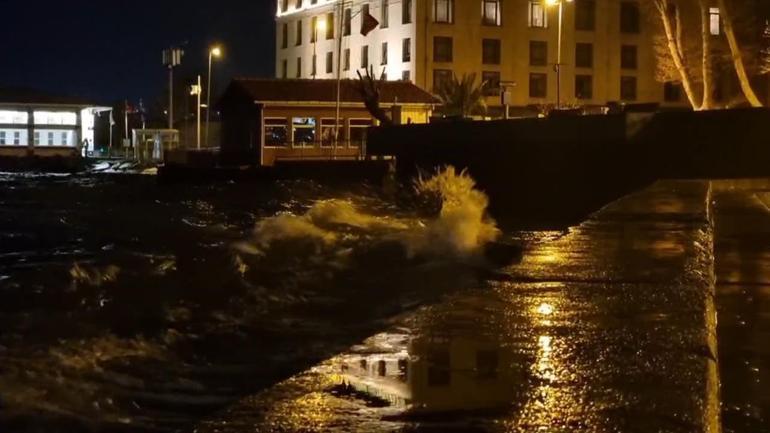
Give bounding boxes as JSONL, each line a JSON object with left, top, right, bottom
{"left": 197, "top": 180, "right": 722, "bottom": 432}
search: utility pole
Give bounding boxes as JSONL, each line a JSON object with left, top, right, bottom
{"left": 163, "top": 47, "right": 184, "bottom": 129}
{"left": 334, "top": 0, "right": 345, "bottom": 152}
{"left": 191, "top": 76, "right": 202, "bottom": 150}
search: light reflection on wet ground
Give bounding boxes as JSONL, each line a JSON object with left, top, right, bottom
{"left": 197, "top": 181, "right": 721, "bottom": 433}
{"left": 713, "top": 180, "right": 770, "bottom": 433}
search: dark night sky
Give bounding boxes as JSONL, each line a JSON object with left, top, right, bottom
{"left": 0, "top": 0, "right": 276, "bottom": 105}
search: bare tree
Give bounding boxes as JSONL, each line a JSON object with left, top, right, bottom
{"left": 698, "top": 0, "right": 715, "bottom": 109}
{"left": 762, "top": 20, "right": 770, "bottom": 75}
{"left": 652, "top": 0, "right": 701, "bottom": 108}
{"left": 717, "top": 0, "right": 763, "bottom": 107}
{"left": 355, "top": 66, "right": 394, "bottom": 127}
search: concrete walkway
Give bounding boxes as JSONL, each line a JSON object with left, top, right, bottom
{"left": 713, "top": 180, "right": 770, "bottom": 433}
{"left": 196, "top": 180, "right": 719, "bottom": 433}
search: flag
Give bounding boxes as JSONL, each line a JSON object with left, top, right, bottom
{"left": 361, "top": 11, "right": 379, "bottom": 36}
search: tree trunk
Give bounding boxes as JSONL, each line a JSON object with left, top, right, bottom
{"left": 699, "top": 0, "right": 715, "bottom": 109}
{"left": 655, "top": 0, "right": 701, "bottom": 108}
{"left": 718, "top": 0, "right": 763, "bottom": 107}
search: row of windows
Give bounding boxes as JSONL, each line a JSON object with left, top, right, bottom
{"left": 281, "top": 38, "right": 412, "bottom": 78}
{"left": 0, "top": 111, "right": 78, "bottom": 126}
{"left": 434, "top": 37, "right": 639, "bottom": 70}
{"left": 264, "top": 117, "right": 373, "bottom": 147}
{"left": 0, "top": 130, "right": 73, "bottom": 146}
{"left": 433, "top": 69, "right": 683, "bottom": 102}
{"left": 280, "top": 0, "right": 413, "bottom": 48}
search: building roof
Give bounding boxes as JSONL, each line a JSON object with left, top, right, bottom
{"left": 228, "top": 78, "right": 438, "bottom": 105}
{"left": 0, "top": 86, "right": 97, "bottom": 106}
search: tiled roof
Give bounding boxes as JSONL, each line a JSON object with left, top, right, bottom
{"left": 229, "top": 78, "right": 438, "bottom": 105}
{"left": 0, "top": 86, "right": 97, "bottom": 106}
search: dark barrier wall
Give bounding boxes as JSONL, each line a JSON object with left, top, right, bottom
{"left": 368, "top": 109, "right": 770, "bottom": 227}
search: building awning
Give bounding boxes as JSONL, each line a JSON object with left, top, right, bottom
{"left": 224, "top": 78, "right": 438, "bottom": 106}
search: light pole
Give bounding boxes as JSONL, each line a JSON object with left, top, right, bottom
{"left": 313, "top": 18, "right": 326, "bottom": 79}
{"left": 191, "top": 76, "right": 202, "bottom": 150}
{"left": 546, "top": 0, "right": 572, "bottom": 110}
{"left": 206, "top": 46, "right": 222, "bottom": 148}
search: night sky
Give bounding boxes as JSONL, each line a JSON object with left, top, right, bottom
{"left": 0, "top": 0, "right": 276, "bottom": 105}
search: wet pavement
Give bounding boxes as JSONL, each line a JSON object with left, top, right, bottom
{"left": 713, "top": 180, "right": 770, "bottom": 433}
{"left": 196, "top": 180, "right": 721, "bottom": 433}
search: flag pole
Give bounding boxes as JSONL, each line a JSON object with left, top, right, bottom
{"left": 333, "top": 0, "right": 344, "bottom": 156}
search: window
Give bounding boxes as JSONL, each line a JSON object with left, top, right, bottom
{"left": 326, "top": 51, "right": 334, "bottom": 73}
{"left": 343, "top": 8, "right": 352, "bottom": 36}
{"left": 529, "top": 73, "right": 547, "bottom": 98}
{"left": 281, "top": 0, "right": 288, "bottom": 13}
{"left": 427, "top": 349, "right": 451, "bottom": 387}
{"left": 34, "top": 131, "right": 40, "bottom": 146}
{"left": 292, "top": 117, "right": 316, "bottom": 146}
{"left": 575, "top": 75, "right": 593, "bottom": 99}
{"left": 312, "top": 54, "right": 317, "bottom": 76}
{"left": 344, "top": 48, "right": 351, "bottom": 70}
{"left": 281, "top": 23, "right": 288, "bottom": 49}
{"left": 33, "top": 111, "right": 77, "bottom": 126}
{"left": 311, "top": 16, "right": 318, "bottom": 42}
{"left": 0, "top": 110, "right": 28, "bottom": 124}
{"left": 296, "top": 19, "right": 303, "bottom": 46}
{"left": 529, "top": 1, "right": 546, "bottom": 28}
{"left": 403, "top": 38, "right": 411, "bottom": 62}
{"left": 0, "top": 131, "right": 5, "bottom": 145}
{"left": 381, "top": 0, "right": 389, "bottom": 28}
{"left": 361, "top": 45, "right": 369, "bottom": 69}
{"left": 361, "top": 4, "right": 370, "bottom": 33}
{"left": 320, "top": 118, "right": 343, "bottom": 146}
{"left": 575, "top": 0, "right": 595, "bottom": 31}
{"left": 620, "top": 2, "right": 640, "bottom": 34}
{"left": 60, "top": 132, "right": 68, "bottom": 146}
{"left": 381, "top": 42, "right": 388, "bottom": 65}
{"left": 326, "top": 12, "right": 335, "bottom": 39}
{"left": 281, "top": 59, "right": 288, "bottom": 78}
{"left": 621, "top": 45, "right": 637, "bottom": 69}
{"left": 403, "top": 0, "right": 413, "bottom": 24}
{"left": 482, "top": 71, "right": 501, "bottom": 96}
{"left": 575, "top": 43, "right": 593, "bottom": 68}
{"left": 621, "top": 76, "right": 637, "bottom": 100}
{"left": 482, "top": 39, "right": 501, "bottom": 65}
{"left": 476, "top": 350, "right": 498, "bottom": 380}
{"left": 48, "top": 132, "right": 54, "bottom": 146}
{"left": 530, "top": 40, "right": 548, "bottom": 66}
{"left": 434, "top": 0, "right": 454, "bottom": 23}
{"left": 664, "top": 82, "right": 682, "bottom": 102}
{"left": 433, "top": 69, "right": 452, "bottom": 92}
{"left": 710, "top": 8, "right": 720, "bottom": 35}
{"left": 13, "top": 131, "right": 20, "bottom": 145}
{"left": 482, "top": 0, "right": 502, "bottom": 26}
{"left": 265, "top": 118, "right": 288, "bottom": 147}
{"left": 433, "top": 36, "right": 453, "bottom": 62}
{"left": 402, "top": 70, "right": 411, "bottom": 82}
{"left": 377, "top": 360, "right": 387, "bottom": 377}
{"left": 296, "top": 57, "right": 302, "bottom": 78}
{"left": 295, "top": 0, "right": 302, "bottom": 8}
{"left": 349, "top": 119, "right": 372, "bottom": 147}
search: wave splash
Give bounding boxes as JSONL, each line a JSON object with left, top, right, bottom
{"left": 245, "top": 166, "right": 500, "bottom": 260}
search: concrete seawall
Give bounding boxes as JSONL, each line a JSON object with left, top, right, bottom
{"left": 195, "top": 180, "right": 721, "bottom": 432}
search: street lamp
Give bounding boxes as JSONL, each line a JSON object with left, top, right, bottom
{"left": 313, "top": 18, "right": 326, "bottom": 78}
{"left": 546, "top": 0, "right": 572, "bottom": 110}
{"left": 206, "top": 45, "right": 222, "bottom": 148}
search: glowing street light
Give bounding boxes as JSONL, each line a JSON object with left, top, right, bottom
{"left": 206, "top": 45, "right": 223, "bottom": 147}
{"left": 545, "top": 0, "right": 573, "bottom": 110}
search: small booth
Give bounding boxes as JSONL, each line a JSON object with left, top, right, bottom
{"left": 131, "top": 129, "right": 180, "bottom": 163}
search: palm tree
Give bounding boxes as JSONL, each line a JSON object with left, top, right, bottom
{"left": 436, "top": 73, "right": 488, "bottom": 118}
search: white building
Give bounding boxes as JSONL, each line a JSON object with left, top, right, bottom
{"left": 0, "top": 87, "right": 110, "bottom": 159}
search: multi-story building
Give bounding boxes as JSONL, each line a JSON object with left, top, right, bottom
{"left": 276, "top": 0, "right": 689, "bottom": 114}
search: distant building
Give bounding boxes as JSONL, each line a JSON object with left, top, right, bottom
{"left": 0, "top": 87, "right": 109, "bottom": 159}
{"left": 217, "top": 78, "right": 436, "bottom": 166}
{"left": 275, "top": 0, "right": 692, "bottom": 113}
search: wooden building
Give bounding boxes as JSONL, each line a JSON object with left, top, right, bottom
{"left": 218, "top": 78, "right": 436, "bottom": 166}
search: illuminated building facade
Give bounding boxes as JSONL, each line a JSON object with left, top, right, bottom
{"left": 276, "top": 0, "right": 693, "bottom": 113}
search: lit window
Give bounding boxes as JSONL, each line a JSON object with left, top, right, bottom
{"left": 529, "top": 1, "right": 546, "bottom": 28}
{"left": 710, "top": 8, "right": 720, "bottom": 35}
{"left": 0, "top": 110, "right": 28, "bottom": 124}
{"left": 264, "top": 118, "right": 288, "bottom": 147}
{"left": 292, "top": 117, "right": 316, "bottom": 146}
{"left": 434, "top": 0, "right": 454, "bottom": 23}
{"left": 34, "top": 111, "right": 77, "bottom": 126}
{"left": 482, "top": 0, "right": 502, "bottom": 26}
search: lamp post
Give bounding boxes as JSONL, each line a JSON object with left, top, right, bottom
{"left": 191, "top": 76, "right": 202, "bottom": 150}
{"left": 206, "top": 46, "right": 222, "bottom": 148}
{"left": 546, "top": 0, "right": 572, "bottom": 110}
{"left": 313, "top": 18, "right": 326, "bottom": 79}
